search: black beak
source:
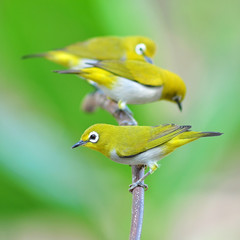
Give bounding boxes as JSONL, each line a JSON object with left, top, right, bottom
{"left": 143, "top": 55, "right": 153, "bottom": 64}
{"left": 175, "top": 98, "right": 182, "bottom": 111}
{"left": 72, "top": 140, "right": 87, "bottom": 149}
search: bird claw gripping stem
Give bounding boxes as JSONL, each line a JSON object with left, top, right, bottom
{"left": 129, "top": 181, "right": 148, "bottom": 193}
{"left": 116, "top": 100, "right": 133, "bottom": 116}
{"left": 114, "top": 107, "right": 133, "bottom": 117}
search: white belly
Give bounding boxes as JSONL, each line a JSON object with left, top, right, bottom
{"left": 99, "top": 77, "right": 163, "bottom": 104}
{"left": 110, "top": 147, "right": 165, "bottom": 167}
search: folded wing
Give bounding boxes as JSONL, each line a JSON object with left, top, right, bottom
{"left": 93, "top": 60, "right": 167, "bottom": 87}
{"left": 116, "top": 124, "right": 191, "bottom": 157}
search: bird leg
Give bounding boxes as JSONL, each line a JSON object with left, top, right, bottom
{"left": 114, "top": 101, "right": 134, "bottom": 125}
{"left": 129, "top": 163, "right": 159, "bottom": 192}
{"left": 117, "top": 100, "right": 133, "bottom": 116}
{"left": 129, "top": 172, "right": 150, "bottom": 192}
{"left": 118, "top": 99, "right": 127, "bottom": 109}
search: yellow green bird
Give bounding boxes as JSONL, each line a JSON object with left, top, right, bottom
{"left": 72, "top": 123, "right": 222, "bottom": 191}
{"left": 55, "top": 59, "right": 186, "bottom": 111}
{"left": 22, "top": 36, "right": 156, "bottom": 68}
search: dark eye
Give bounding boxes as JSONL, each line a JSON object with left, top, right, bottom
{"left": 135, "top": 43, "right": 146, "bottom": 55}
{"left": 89, "top": 131, "right": 99, "bottom": 143}
{"left": 90, "top": 134, "right": 96, "bottom": 140}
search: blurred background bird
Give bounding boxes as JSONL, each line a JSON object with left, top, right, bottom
{"left": 72, "top": 123, "right": 222, "bottom": 190}
{"left": 55, "top": 59, "right": 186, "bottom": 111}
{"left": 22, "top": 36, "right": 156, "bottom": 69}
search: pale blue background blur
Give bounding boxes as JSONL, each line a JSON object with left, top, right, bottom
{"left": 0, "top": 1, "right": 239, "bottom": 239}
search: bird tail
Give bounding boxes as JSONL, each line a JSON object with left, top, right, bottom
{"left": 54, "top": 67, "right": 114, "bottom": 88}
{"left": 167, "top": 130, "right": 223, "bottom": 149}
{"left": 22, "top": 53, "right": 47, "bottom": 59}
{"left": 53, "top": 69, "right": 82, "bottom": 74}
{"left": 22, "top": 50, "right": 79, "bottom": 68}
{"left": 178, "top": 131, "right": 223, "bottom": 139}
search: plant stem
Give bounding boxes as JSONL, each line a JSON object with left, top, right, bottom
{"left": 130, "top": 165, "right": 145, "bottom": 240}
{"left": 82, "top": 90, "right": 145, "bottom": 240}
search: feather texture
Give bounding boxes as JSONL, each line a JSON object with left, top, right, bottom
{"left": 93, "top": 60, "right": 177, "bottom": 87}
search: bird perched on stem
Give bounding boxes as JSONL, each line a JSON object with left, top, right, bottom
{"left": 72, "top": 123, "right": 222, "bottom": 191}
{"left": 22, "top": 36, "right": 156, "bottom": 68}
{"left": 54, "top": 60, "right": 186, "bottom": 111}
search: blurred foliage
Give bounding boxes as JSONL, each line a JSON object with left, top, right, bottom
{"left": 0, "top": 0, "right": 239, "bottom": 239}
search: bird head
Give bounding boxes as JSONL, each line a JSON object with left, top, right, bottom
{"left": 72, "top": 124, "right": 114, "bottom": 157}
{"left": 161, "top": 72, "right": 186, "bottom": 111}
{"left": 123, "top": 36, "right": 156, "bottom": 63}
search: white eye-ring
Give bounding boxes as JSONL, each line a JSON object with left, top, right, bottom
{"left": 135, "top": 43, "right": 146, "bottom": 55}
{"left": 89, "top": 131, "right": 99, "bottom": 143}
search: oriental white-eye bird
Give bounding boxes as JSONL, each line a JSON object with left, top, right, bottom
{"left": 22, "top": 36, "right": 156, "bottom": 68}
{"left": 72, "top": 123, "right": 222, "bottom": 191}
{"left": 54, "top": 60, "right": 186, "bottom": 111}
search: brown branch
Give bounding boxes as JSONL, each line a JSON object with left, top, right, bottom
{"left": 82, "top": 90, "right": 144, "bottom": 240}
{"left": 130, "top": 165, "right": 145, "bottom": 240}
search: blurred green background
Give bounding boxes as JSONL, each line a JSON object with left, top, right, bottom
{"left": 1, "top": 0, "right": 239, "bottom": 239}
